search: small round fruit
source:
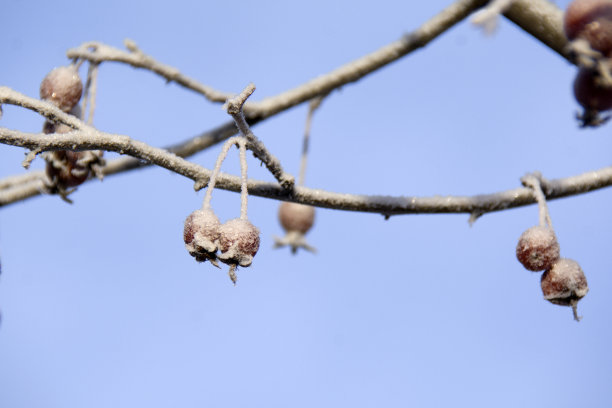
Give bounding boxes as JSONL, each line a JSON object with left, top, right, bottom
{"left": 541, "top": 258, "right": 589, "bottom": 305}
{"left": 40, "top": 66, "right": 83, "bottom": 112}
{"left": 183, "top": 209, "right": 221, "bottom": 262}
{"left": 573, "top": 67, "right": 612, "bottom": 111}
{"left": 278, "top": 202, "right": 315, "bottom": 234}
{"left": 565, "top": 0, "right": 612, "bottom": 55}
{"left": 218, "top": 218, "right": 260, "bottom": 267}
{"left": 516, "top": 226, "right": 560, "bottom": 272}
{"left": 45, "top": 151, "right": 89, "bottom": 188}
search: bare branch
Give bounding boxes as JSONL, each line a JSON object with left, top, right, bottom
{"left": 1, "top": 121, "right": 612, "bottom": 217}
{"left": 225, "top": 84, "right": 295, "bottom": 190}
{"left": 67, "top": 0, "right": 490, "bottom": 121}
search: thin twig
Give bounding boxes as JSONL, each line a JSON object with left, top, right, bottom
{"left": 67, "top": 40, "right": 233, "bottom": 104}
{"left": 225, "top": 84, "right": 295, "bottom": 190}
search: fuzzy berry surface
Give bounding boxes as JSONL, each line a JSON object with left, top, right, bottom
{"left": 183, "top": 209, "right": 221, "bottom": 256}
{"left": 564, "top": 0, "right": 612, "bottom": 55}
{"left": 218, "top": 218, "right": 260, "bottom": 267}
{"left": 45, "top": 151, "right": 90, "bottom": 188}
{"left": 516, "top": 226, "right": 560, "bottom": 272}
{"left": 278, "top": 202, "right": 315, "bottom": 234}
{"left": 541, "top": 258, "right": 589, "bottom": 306}
{"left": 40, "top": 66, "right": 83, "bottom": 112}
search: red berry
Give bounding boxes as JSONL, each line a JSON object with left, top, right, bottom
{"left": 278, "top": 202, "right": 315, "bottom": 234}
{"left": 565, "top": 0, "right": 612, "bottom": 56}
{"left": 516, "top": 226, "right": 560, "bottom": 272}
{"left": 218, "top": 218, "right": 260, "bottom": 267}
{"left": 40, "top": 66, "right": 83, "bottom": 112}
{"left": 183, "top": 209, "right": 221, "bottom": 264}
{"left": 541, "top": 258, "right": 588, "bottom": 317}
{"left": 573, "top": 67, "right": 612, "bottom": 111}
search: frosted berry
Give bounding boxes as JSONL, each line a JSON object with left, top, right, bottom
{"left": 541, "top": 258, "right": 589, "bottom": 321}
{"left": 279, "top": 202, "right": 315, "bottom": 234}
{"left": 218, "top": 218, "right": 260, "bottom": 268}
{"left": 516, "top": 226, "right": 560, "bottom": 272}
{"left": 573, "top": 67, "right": 612, "bottom": 111}
{"left": 564, "top": 0, "right": 612, "bottom": 56}
{"left": 184, "top": 209, "right": 221, "bottom": 265}
{"left": 45, "top": 150, "right": 90, "bottom": 188}
{"left": 40, "top": 66, "right": 83, "bottom": 112}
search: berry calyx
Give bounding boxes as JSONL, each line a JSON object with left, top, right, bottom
{"left": 541, "top": 258, "right": 589, "bottom": 321}
{"left": 516, "top": 226, "right": 560, "bottom": 272}
{"left": 217, "top": 218, "right": 260, "bottom": 285}
{"left": 183, "top": 209, "right": 221, "bottom": 266}
{"left": 40, "top": 66, "right": 83, "bottom": 112}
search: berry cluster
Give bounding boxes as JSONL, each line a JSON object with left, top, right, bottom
{"left": 516, "top": 175, "right": 588, "bottom": 321}
{"left": 183, "top": 137, "right": 260, "bottom": 284}
{"left": 39, "top": 65, "right": 103, "bottom": 197}
{"left": 564, "top": 0, "right": 612, "bottom": 125}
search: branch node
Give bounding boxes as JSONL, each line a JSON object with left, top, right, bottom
{"left": 123, "top": 38, "right": 141, "bottom": 53}
{"left": 224, "top": 83, "right": 256, "bottom": 114}
{"left": 194, "top": 179, "right": 208, "bottom": 192}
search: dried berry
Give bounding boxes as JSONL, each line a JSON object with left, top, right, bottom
{"left": 564, "top": 0, "right": 612, "bottom": 56}
{"left": 541, "top": 258, "right": 589, "bottom": 321}
{"left": 184, "top": 209, "right": 221, "bottom": 266}
{"left": 279, "top": 202, "right": 315, "bottom": 234}
{"left": 218, "top": 218, "right": 260, "bottom": 268}
{"left": 40, "top": 66, "right": 83, "bottom": 112}
{"left": 516, "top": 226, "right": 560, "bottom": 272}
{"left": 45, "top": 151, "right": 90, "bottom": 188}
{"left": 573, "top": 67, "right": 612, "bottom": 112}
{"left": 274, "top": 202, "right": 317, "bottom": 254}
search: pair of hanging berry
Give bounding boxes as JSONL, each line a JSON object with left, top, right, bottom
{"left": 515, "top": 176, "right": 589, "bottom": 321}
{"left": 183, "top": 137, "right": 260, "bottom": 285}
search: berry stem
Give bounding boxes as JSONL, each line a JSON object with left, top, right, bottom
{"left": 298, "top": 96, "right": 325, "bottom": 187}
{"left": 521, "top": 173, "right": 554, "bottom": 231}
{"left": 81, "top": 62, "right": 100, "bottom": 126}
{"left": 202, "top": 136, "right": 243, "bottom": 210}
{"left": 238, "top": 137, "right": 249, "bottom": 220}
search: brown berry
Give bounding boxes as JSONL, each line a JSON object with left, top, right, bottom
{"left": 565, "top": 0, "right": 612, "bottom": 56}
{"left": 541, "top": 258, "right": 589, "bottom": 321}
{"left": 573, "top": 67, "right": 612, "bottom": 112}
{"left": 516, "top": 226, "right": 560, "bottom": 272}
{"left": 278, "top": 202, "right": 315, "bottom": 234}
{"left": 218, "top": 218, "right": 260, "bottom": 268}
{"left": 40, "top": 66, "right": 83, "bottom": 112}
{"left": 183, "top": 209, "right": 221, "bottom": 264}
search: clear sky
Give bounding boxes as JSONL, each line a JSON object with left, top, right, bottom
{"left": 1, "top": 1, "right": 611, "bottom": 407}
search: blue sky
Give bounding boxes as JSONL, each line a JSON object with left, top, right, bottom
{"left": 1, "top": 1, "right": 611, "bottom": 407}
